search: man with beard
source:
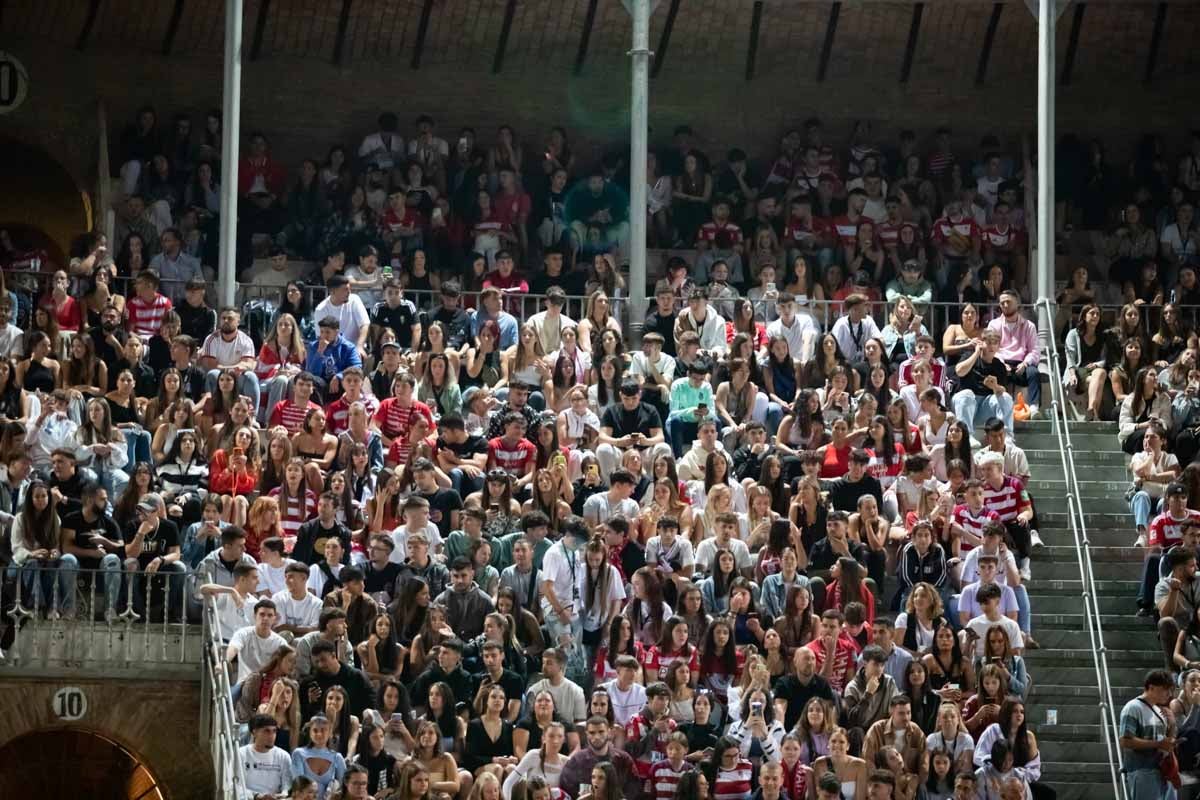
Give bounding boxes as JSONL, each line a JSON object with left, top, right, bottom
{"left": 199, "top": 307, "right": 261, "bottom": 417}
{"left": 89, "top": 304, "right": 129, "bottom": 367}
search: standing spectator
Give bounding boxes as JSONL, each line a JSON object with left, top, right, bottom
{"left": 150, "top": 228, "right": 204, "bottom": 305}
{"left": 314, "top": 275, "right": 371, "bottom": 354}
{"left": 1118, "top": 670, "right": 1177, "bottom": 800}
{"left": 126, "top": 270, "right": 174, "bottom": 341}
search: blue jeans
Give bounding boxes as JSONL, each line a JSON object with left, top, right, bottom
{"left": 205, "top": 369, "right": 262, "bottom": 418}
{"left": 1131, "top": 490, "right": 1162, "bottom": 529}
{"left": 129, "top": 561, "right": 187, "bottom": 620}
{"left": 119, "top": 426, "right": 153, "bottom": 468}
{"left": 666, "top": 413, "right": 701, "bottom": 458}
{"left": 1125, "top": 768, "right": 1171, "bottom": 800}
{"left": 765, "top": 401, "right": 785, "bottom": 437}
{"left": 951, "top": 389, "right": 1014, "bottom": 434}
{"left": 11, "top": 554, "right": 79, "bottom": 613}
{"left": 449, "top": 467, "right": 484, "bottom": 498}
{"left": 1004, "top": 360, "right": 1041, "bottom": 407}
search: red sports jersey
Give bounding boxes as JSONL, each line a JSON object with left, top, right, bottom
{"left": 641, "top": 645, "right": 701, "bottom": 684}
{"left": 650, "top": 760, "right": 694, "bottom": 800}
{"left": 982, "top": 224, "right": 1026, "bottom": 252}
{"left": 804, "top": 635, "right": 856, "bottom": 693}
{"left": 126, "top": 293, "right": 173, "bottom": 339}
{"left": 487, "top": 436, "right": 537, "bottom": 478}
{"left": 981, "top": 477, "right": 1030, "bottom": 523}
{"left": 1149, "top": 510, "right": 1200, "bottom": 549}
{"left": 325, "top": 393, "right": 379, "bottom": 436}
{"left": 831, "top": 215, "right": 863, "bottom": 248}
{"left": 697, "top": 220, "right": 744, "bottom": 246}
{"left": 952, "top": 504, "right": 1002, "bottom": 554}
{"left": 931, "top": 216, "right": 980, "bottom": 250}
{"left": 269, "top": 400, "right": 322, "bottom": 435}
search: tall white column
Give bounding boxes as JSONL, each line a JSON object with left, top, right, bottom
{"left": 1035, "top": 0, "right": 1056, "bottom": 337}
{"left": 625, "top": 0, "right": 652, "bottom": 340}
{"left": 218, "top": 0, "right": 244, "bottom": 307}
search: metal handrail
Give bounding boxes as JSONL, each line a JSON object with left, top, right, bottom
{"left": 1037, "top": 296, "right": 1125, "bottom": 798}
{"left": 202, "top": 594, "right": 246, "bottom": 800}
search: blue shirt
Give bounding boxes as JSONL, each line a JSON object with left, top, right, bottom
{"left": 470, "top": 308, "right": 519, "bottom": 349}
{"left": 303, "top": 334, "right": 362, "bottom": 381}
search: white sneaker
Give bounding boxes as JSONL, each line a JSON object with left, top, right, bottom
{"left": 1019, "top": 557, "right": 1032, "bottom": 581}
{"left": 1027, "top": 404, "right": 1040, "bottom": 420}
{"left": 1030, "top": 529, "right": 1044, "bottom": 551}
{"left": 1135, "top": 530, "right": 1147, "bottom": 547}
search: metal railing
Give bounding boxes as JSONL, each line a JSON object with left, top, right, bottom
{"left": 202, "top": 593, "right": 246, "bottom": 800}
{"left": 1037, "top": 297, "right": 1125, "bottom": 798}
{"left": 1, "top": 563, "right": 197, "bottom": 671}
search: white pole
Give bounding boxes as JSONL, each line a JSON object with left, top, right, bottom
{"left": 218, "top": 0, "right": 244, "bottom": 308}
{"left": 1036, "top": 0, "right": 1055, "bottom": 337}
{"left": 626, "top": 0, "right": 651, "bottom": 340}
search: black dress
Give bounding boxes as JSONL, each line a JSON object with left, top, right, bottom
{"left": 462, "top": 718, "right": 514, "bottom": 772}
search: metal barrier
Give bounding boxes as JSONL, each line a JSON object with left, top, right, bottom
{"left": 1037, "top": 297, "right": 1125, "bottom": 798}
{"left": 1, "top": 563, "right": 196, "bottom": 670}
{"left": 202, "top": 594, "right": 247, "bottom": 800}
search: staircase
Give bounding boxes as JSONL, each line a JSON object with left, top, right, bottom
{"left": 1018, "top": 418, "right": 1147, "bottom": 800}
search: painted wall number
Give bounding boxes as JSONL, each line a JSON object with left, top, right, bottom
{"left": 52, "top": 687, "right": 87, "bottom": 721}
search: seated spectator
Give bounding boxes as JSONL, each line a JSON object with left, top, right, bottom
{"left": 314, "top": 275, "right": 371, "bottom": 354}
{"left": 126, "top": 270, "right": 174, "bottom": 341}
{"left": 952, "top": 329, "right": 1013, "bottom": 434}
{"left": 565, "top": 170, "right": 631, "bottom": 262}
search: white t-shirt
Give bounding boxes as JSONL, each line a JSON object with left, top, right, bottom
{"left": 541, "top": 541, "right": 584, "bottom": 621}
{"left": 1130, "top": 450, "right": 1180, "bottom": 499}
{"left": 240, "top": 744, "right": 294, "bottom": 796}
{"left": 959, "top": 546, "right": 1019, "bottom": 587}
{"left": 766, "top": 315, "right": 819, "bottom": 363}
{"left": 582, "top": 493, "right": 640, "bottom": 525}
{"left": 894, "top": 611, "right": 936, "bottom": 651}
{"left": 694, "top": 537, "right": 752, "bottom": 575}
{"left": 965, "top": 613, "right": 1024, "bottom": 656}
{"left": 271, "top": 589, "right": 323, "bottom": 629}
{"left": 201, "top": 330, "right": 256, "bottom": 368}
{"left": 257, "top": 560, "right": 293, "bottom": 595}
{"left": 578, "top": 563, "right": 627, "bottom": 633}
{"left": 389, "top": 521, "right": 444, "bottom": 563}
{"left": 345, "top": 265, "right": 386, "bottom": 310}
{"left": 603, "top": 679, "right": 648, "bottom": 727}
{"left": 213, "top": 592, "right": 256, "bottom": 642}
{"left": 313, "top": 295, "right": 370, "bottom": 345}
{"left": 644, "top": 536, "right": 695, "bottom": 575}
{"left": 228, "top": 626, "right": 288, "bottom": 682}
{"left": 307, "top": 562, "right": 344, "bottom": 597}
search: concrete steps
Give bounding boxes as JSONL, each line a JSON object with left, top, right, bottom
{"left": 1010, "top": 416, "right": 1149, "bottom": 797}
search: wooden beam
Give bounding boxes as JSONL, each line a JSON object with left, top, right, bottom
{"left": 652, "top": 0, "right": 682, "bottom": 78}
{"left": 745, "top": 1, "right": 763, "bottom": 81}
{"left": 815, "top": 1, "right": 840, "bottom": 82}
{"left": 1060, "top": 2, "right": 1085, "bottom": 85}
{"left": 574, "top": 0, "right": 600, "bottom": 76}
{"left": 249, "top": 0, "right": 271, "bottom": 61}
{"left": 331, "top": 0, "right": 353, "bottom": 65}
{"left": 899, "top": 2, "right": 923, "bottom": 83}
{"left": 975, "top": 2, "right": 1003, "bottom": 85}
{"left": 411, "top": 0, "right": 435, "bottom": 69}
{"left": 492, "top": 0, "right": 518, "bottom": 74}
{"left": 75, "top": 0, "right": 103, "bottom": 52}
{"left": 1144, "top": 1, "right": 1167, "bottom": 83}
{"left": 161, "top": 0, "right": 187, "bottom": 56}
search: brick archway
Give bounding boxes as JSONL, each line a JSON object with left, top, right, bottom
{"left": 0, "top": 726, "right": 165, "bottom": 799}
{"left": 0, "top": 134, "right": 91, "bottom": 263}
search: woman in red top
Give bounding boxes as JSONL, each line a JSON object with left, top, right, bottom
{"left": 817, "top": 418, "right": 854, "bottom": 479}
{"left": 887, "top": 397, "right": 924, "bottom": 456}
{"left": 865, "top": 416, "right": 906, "bottom": 489}
{"left": 244, "top": 495, "right": 283, "bottom": 560}
{"left": 594, "top": 614, "right": 644, "bottom": 685}
{"left": 39, "top": 270, "right": 82, "bottom": 332}
{"left": 724, "top": 299, "right": 768, "bottom": 352}
{"left": 255, "top": 312, "right": 307, "bottom": 417}
{"left": 698, "top": 617, "right": 743, "bottom": 711}
{"left": 209, "top": 425, "right": 261, "bottom": 526}
{"left": 643, "top": 615, "right": 701, "bottom": 684}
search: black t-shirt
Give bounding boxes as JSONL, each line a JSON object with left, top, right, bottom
{"left": 600, "top": 402, "right": 662, "bottom": 438}
{"left": 472, "top": 668, "right": 525, "bottom": 712}
{"left": 89, "top": 325, "right": 129, "bottom": 368}
{"left": 372, "top": 300, "right": 419, "bottom": 348}
{"left": 807, "top": 536, "right": 869, "bottom": 574}
{"left": 958, "top": 354, "right": 1008, "bottom": 397}
{"left": 293, "top": 519, "right": 352, "bottom": 566}
{"left": 438, "top": 433, "right": 489, "bottom": 461}
{"left": 773, "top": 673, "right": 837, "bottom": 731}
{"left": 123, "top": 518, "right": 181, "bottom": 569}
{"left": 826, "top": 474, "right": 883, "bottom": 514}
{"left": 515, "top": 715, "right": 571, "bottom": 755}
{"left": 644, "top": 310, "right": 677, "bottom": 357}
{"left": 49, "top": 472, "right": 87, "bottom": 519}
{"left": 61, "top": 510, "right": 122, "bottom": 570}
{"left": 420, "top": 487, "right": 464, "bottom": 537}
{"left": 363, "top": 560, "right": 404, "bottom": 597}
{"left": 531, "top": 267, "right": 587, "bottom": 298}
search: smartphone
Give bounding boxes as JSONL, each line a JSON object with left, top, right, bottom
{"left": 233, "top": 447, "right": 244, "bottom": 458}
{"left": 751, "top": 700, "right": 764, "bottom": 716}
{"left": 948, "top": 683, "right": 960, "bottom": 692}
{"left": 579, "top": 786, "right": 591, "bottom": 797}
{"left": 765, "top": 281, "right": 776, "bottom": 293}
{"left": 586, "top": 464, "right": 600, "bottom": 479}
{"left": 552, "top": 452, "right": 567, "bottom": 468}
{"left": 489, "top": 502, "right": 501, "bottom": 513}
{"left": 697, "top": 403, "right": 708, "bottom": 416}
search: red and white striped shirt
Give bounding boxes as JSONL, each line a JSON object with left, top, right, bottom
{"left": 126, "top": 293, "right": 173, "bottom": 340}
{"left": 269, "top": 487, "right": 318, "bottom": 539}
{"left": 625, "top": 712, "right": 678, "bottom": 778}
{"left": 374, "top": 397, "right": 434, "bottom": 440}
{"left": 269, "top": 400, "right": 321, "bottom": 435}
{"left": 650, "top": 760, "right": 693, "bottom": 800}
{"left": 711, "top": 759, "right": 754, "bottom": 800}
{"left": 325, "top": 393, "right": 379, "bottom": 436}
{"left": 488, "top": 437, "right": 537, "bottom": 478}
{"left": 952, "top": 504, "right": 1002, "bottom": 555}
{"left": 982, "top": 476, "right": 1030, "bottom": 523}
{"left": 1149, "top": 509, "right": 1200, "bottom": 549}
{"left": 697, "top": 221, "right": 744, "bottom": 247}
{"left": 803, "top": 636, "right": 856, "bottom": 693}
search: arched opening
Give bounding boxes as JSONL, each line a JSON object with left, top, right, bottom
{"left": 0, "top": 136, "right": 90, "bottom": 265}
{"left": 0, "top": 727, "right": 165, "bottom": 799}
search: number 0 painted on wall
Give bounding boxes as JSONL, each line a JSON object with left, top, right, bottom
{"left": 0, "top": 52, "right": 29, "bottom": 115}
{"left": 52, "top": 687, "right": 88, "bottom": 721}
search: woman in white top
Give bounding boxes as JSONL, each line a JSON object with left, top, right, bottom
{"left": 726, "top": 687, "right": 787, "bottom": 763}
{"left": 925, "top": 702, "right": 975, "bottom": 777}
{"left": 916, "top": 387, "right": 954, "bottom": 449}
{"left": 555, "top": 386, "right": 599, "bottom": 481}
{"left": 502, "top": 725, "right": 567, "bottom": 800}
{"left": 503, "top": 324, "right": 552, "bottom": 401}
{"left": 894, "top": 582, "right": 946, "bottom": 656}
{"left": 1129, "top": 421, "right": 1180, "bottom": 544}
{"left": 75, "top": 397, "right": 130, "bottom": 499}
{"left": 898, "top": 360, "right": 942, "bottom": 426}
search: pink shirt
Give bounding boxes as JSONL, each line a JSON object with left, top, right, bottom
{"left": 987, "top": 315, "right": 1039, "bottom": 366}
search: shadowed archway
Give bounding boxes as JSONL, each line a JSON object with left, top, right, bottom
{"left": 0, "top": 727, "right": 165, "bottom": 800}
{"left": 0, "top": 135, "right": 91, "bottom": 262}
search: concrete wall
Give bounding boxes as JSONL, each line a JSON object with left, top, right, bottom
{"left": 0, "top": 676, "right": 211, "bottom": 800}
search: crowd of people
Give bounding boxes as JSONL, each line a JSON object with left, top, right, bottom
{"left": 7, "top": 114, "right": 1200, "bottom": 800}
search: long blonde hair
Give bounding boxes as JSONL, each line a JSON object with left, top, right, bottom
{"left": 261, "top": 676, "right": 301, "bottom": 734}
{"left": 266, "top": 312, "right": 306, "bottom": 364}
{"left": 513, "top": 323, "right": 548, "bottom": 372}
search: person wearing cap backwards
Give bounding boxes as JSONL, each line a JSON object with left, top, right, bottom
{"left": 125, "top": 492, "right": 186, "bottom": 620}
{"left": 527, "top": 286, "right": 575, "bottom": 354}
{"left": 885, "top": 260, "right": 932, "bottom": 319}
